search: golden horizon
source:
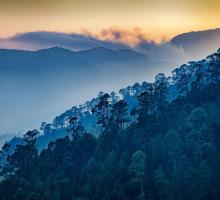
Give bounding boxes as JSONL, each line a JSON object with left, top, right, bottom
{"left": 1, "top": 0, "right": 220, "bottom": 42}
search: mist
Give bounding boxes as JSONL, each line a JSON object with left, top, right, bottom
{"left": 0, "top": 29, "right": 220, "bottom": 134}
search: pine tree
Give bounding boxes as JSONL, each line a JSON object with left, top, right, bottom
{"left": 68, "top": 116, "right": 85, "bottom": 140}
{"left": 155, "top": 73, "right": 168, "bottom": 113}
{"left": 0, "top": 143, "right": 12, "bottom": 177}
{"left": 129, "top": 150, "right": 146, "bottom": 197}
{"left": 111, "top": 100, "right": 129, "bottom": 132}
{"left": 92, "top": 93, "right": 111, "bottom": 133}
{"left": 10, "top": 130, "right": 39, "bottom": 178}
{"left": 173, "top": 64, "right": 191, "bottom": 97}
{"left": 137, "top": 91, "right": 150, "bottom": 124}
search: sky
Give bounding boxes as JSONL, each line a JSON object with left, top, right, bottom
{"left": 0, "top": 0, "right": 220, "bottom": 42}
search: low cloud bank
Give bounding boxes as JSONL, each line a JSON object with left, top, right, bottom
{"left": 0, "top": 29, "right": 189, "bottom": 64}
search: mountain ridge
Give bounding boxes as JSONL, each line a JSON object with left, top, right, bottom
{"left": 1, "top": 47, "right": 219, "bottom": 153}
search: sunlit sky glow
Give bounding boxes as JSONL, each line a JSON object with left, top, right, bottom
{"left": 1, "top": 0, "right": 220, "bottom": 42}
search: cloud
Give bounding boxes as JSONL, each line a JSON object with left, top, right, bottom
{"left": 0, "top": 28, "right": 161, "bottom": 51}
{"left": 137, "top": 40, "right": 187, "bottom": 62}
{"left": 97, "top": 27, "right": 152, "bottom": 46}
{"left": 0, "top": 31, "right": 130, "bottom": 51}
{"left": 0, "top": 28, "right": 187, "bottom": 61}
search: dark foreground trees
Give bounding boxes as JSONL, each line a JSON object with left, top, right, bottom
{"left": 1, "top": 77, "right": 220, "bottom": 200}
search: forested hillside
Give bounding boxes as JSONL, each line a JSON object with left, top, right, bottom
{"left": 0, "top": 49, "right": 220, "bottom": 200}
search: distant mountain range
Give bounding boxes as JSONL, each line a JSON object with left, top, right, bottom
{"left": 2, "top": 28, "right": 220, "bottom": 61}
{"left": 0, "top": 46, "right": 157, "bottom": 135}
{"left": 171, "top": 28, "right": 220, "bottom": 59}
{"left": 0, "top": 46, "right": 147, "bottom": 74}
{"left": 0, "top": 45, "right": 149, "bottom": 157}
{"left": 0, "top": 46, "right": 152, "bottom": 92}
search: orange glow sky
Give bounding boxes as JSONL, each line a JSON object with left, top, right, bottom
{"left": 1, "top": 0, "right": 220, "bottom": 42}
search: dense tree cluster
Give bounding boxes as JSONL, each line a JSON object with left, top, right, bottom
{"left": 0, "top": 51, "right": 220, "bottom": 200}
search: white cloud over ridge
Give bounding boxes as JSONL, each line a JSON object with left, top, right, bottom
{"left": 0, "top": 29, "right": 189, "bottom": 64}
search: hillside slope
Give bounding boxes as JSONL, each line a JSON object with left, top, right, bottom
{"left": 0, "top": 48, "right": 220, "bottom": 200}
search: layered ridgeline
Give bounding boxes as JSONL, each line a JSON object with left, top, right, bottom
{"left": 2, "top": 48, "right": 220, "bottom": 152}
{"left": 0, "top": 46, "right": 151, "bottom": 136}
{"left": 0, "top": 49, "right": 220, "bottom": 200}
